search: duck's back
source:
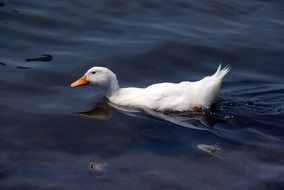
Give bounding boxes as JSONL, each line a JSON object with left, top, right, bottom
{"left": 110, "top": 82, "right": 201, "bottom": 111}
{"left": 109, "top": 65, "right": 230, "bottom": 111}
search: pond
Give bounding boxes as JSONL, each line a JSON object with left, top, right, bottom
{"left": 0, "top": 0, "right": 283, "bottom": 189}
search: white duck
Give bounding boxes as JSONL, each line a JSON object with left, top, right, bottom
{"left": 71, "top": 65, "right": 230, "bottom": 111}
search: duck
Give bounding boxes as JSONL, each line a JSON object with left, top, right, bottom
{"left": 71, "top": 65, "right": 231, "bottom": 112}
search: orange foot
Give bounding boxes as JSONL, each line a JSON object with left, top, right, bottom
{"left": 191, "top": 104, "right": 201, "bottom": 112}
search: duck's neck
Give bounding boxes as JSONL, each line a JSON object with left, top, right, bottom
{"left": 105, "top": 77, "right": 120, "bottom": 98}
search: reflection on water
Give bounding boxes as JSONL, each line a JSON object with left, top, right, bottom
{"left": 79, "top": 97, "right": 232, "bottom": 158}
{"left": 77, "top": 97, "right": 230, "bottom": 133}
{"left": 76, "top": 98, "right": 112, "bottom": 120}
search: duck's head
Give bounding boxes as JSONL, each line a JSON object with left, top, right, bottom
{"left": 71, "top": 67, "right": 119, "bottom": 95}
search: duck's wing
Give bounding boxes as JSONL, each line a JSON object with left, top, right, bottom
{"left": 142, "top": 83, "right": 193, "bottom": 111}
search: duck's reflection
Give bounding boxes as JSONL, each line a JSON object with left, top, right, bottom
{"left": 76, "top": 98, "right": 112, "bottom": 120}
{"left": 76, "top": 98, "right": 227, "bottom": 135}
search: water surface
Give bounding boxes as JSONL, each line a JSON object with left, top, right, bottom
{"left": 0, "top": 0, "right": 284, "bottom": 189}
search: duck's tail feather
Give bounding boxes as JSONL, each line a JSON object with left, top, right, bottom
{"left": 212, "top": 64, "right": 231, "bottom": 79}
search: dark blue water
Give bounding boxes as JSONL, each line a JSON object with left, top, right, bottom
{"left": 0, "top": 0, "right": 284, "bottom": 189}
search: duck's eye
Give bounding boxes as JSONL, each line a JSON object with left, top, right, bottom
{"left": 91, "top": 71, "right": 96, "bottom": 75}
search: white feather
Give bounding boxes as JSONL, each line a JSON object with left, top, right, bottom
{"left": 80, "top": 65, "right": 231, "bottom": 111}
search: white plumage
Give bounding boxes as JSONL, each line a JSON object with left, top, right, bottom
{"left": 71, "top": 65, "right": 231, "bottom": 112}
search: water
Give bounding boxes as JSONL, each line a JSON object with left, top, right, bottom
{"left": 0, "top": 0, "right": 284, "bottom": 189}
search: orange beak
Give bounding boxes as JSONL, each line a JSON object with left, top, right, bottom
{"left": 70, "top": 75, "right": 89, "bottom": 87}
